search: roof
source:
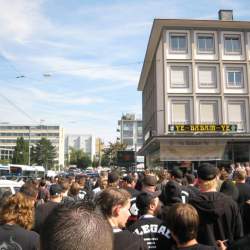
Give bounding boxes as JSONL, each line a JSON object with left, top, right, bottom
{"left": 137, "top": 18, "right": 250, "bottom": 91}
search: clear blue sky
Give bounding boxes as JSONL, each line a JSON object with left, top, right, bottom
{"left": 0, "top": 0, "right": 249, "bottom": 142}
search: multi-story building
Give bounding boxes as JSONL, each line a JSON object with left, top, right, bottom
{"left": 138, "top": 10, "right": 250, "bottom": 167}
{"left": 0, "top": 124, "right": 64, "bottom": 167}
{"left": 95, "top": 137, "right": 104, "bottom": 163}
{"left": 118, "top": 113, "right": 143, "bottom": 151}
{"left": 65, "top": 134, "right": 96, "bottom": 161}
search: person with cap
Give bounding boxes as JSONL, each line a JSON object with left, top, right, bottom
{"left": 128, "top": 191, "right": 173, "bottom": 250}
{"left": 34, "top": 184, "right": 63, "bottom": 234}
{"left": 189, "top": 163, "right": 243, "bottom": 247}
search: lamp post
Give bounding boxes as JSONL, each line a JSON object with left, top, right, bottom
{"left": 28, "top": 126, "right": 31, "bottom": 166}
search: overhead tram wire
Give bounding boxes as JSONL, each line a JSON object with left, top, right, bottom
{"left": 0, "top": 91, "right": 37, "bottom": 124}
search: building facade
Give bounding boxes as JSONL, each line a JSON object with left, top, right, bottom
{"left": 65, "top": 134, "right": 96, "bottom": 161}
{"left": 118, "top": 113, "right": 143, "bottom": 151}
{"left": 95, "top": 137, "right": 104, "bottom": 163}
{"left": 138, "top": 10, "right": 250, "bottom": 168}
{"left": 0, "top": 124, "right": 64, "bottom": 167}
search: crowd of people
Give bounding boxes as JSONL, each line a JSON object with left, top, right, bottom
{"left": 0, "top": 162, "right": 250, "bottom": 250}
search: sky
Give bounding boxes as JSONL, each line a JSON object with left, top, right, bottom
{"left": 0, "top": 0, "right": 249, "bottom": 143}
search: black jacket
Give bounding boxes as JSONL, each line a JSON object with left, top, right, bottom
{"left": 128, "top": 215, "right": 173, "bottom": 250}
{"left": 0, "top": 224, "right": 40, "bottom": 250}
{"left": 190, "top": 191, "right": 243, "bottom": 247}
{"left": 113, "top": 229, "right": 148, "bottom": 250}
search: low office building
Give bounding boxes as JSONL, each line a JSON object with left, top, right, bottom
{"left": 0, "top": 124, "right": 64, "bottom": 167}
{"left": 138, "top": 10, "right": 250, "bottom": 168}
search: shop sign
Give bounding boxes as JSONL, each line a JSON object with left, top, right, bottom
{"left": 160, "top": 140, "right": 226, "bottom": 161}
{"left": 168, "top": 124, "right": 237, "bottom": 133}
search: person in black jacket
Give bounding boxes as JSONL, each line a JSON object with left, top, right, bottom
{"left": 96, "top": 187, "right": 148, "bottom": 250}
{"left": 189, "top": 163, "right": 243, "bottom": 247}
{"left": 0, "top": 192, "right": 40, "bottom": 250}
{"left": 128, "top": 191, "right": 173, "bottom": 250}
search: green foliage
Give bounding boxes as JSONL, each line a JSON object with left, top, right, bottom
{"left": 12, "top": 137, "right": 29, "bottom": 164}
{"left": 92, "top": 156, "right": 99, "bottom": 168}
{"left": 31, "top": 138, "right": 57, "bottom": 170}
{"left": 69, "top": 147, "right": 92, "bottom": 169}
{"left": 101, "top": 141, "right": 127, "bottom": 166}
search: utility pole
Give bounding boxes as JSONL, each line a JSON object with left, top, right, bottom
{"left": 28, "top": 126, "right": 31, "bottom": 166}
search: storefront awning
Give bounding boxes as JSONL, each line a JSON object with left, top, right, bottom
{"left": 160, "top": 139, "right": 227, "bottom": 161}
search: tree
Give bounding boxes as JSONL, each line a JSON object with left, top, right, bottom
{"left": 92, "top": 156, "right": 99, "bottom": 168}
{"left": 31, "top": 138, "right": 57, "bottom": 170}
{"left": 102, "top": 142, "right": 127, "bottom": 166}
{"left": 69, "top": 147, "right": 92, "bottom": 169}
{"left": 12, "top": 137, "right": 29, "bottom": 164}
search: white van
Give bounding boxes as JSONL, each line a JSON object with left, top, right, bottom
{"left": 0, "top": 180, "right": 23, "bottom": 199}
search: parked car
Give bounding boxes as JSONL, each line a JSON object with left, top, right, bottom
{"left": 0, "top": 180, "right": 23, "bottom": 200}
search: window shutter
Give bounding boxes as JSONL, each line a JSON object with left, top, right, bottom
{"left": 172, "top": 103, "right": 189, "bottom": 124}
{"left": 198, "top": 67, "right": 216, "bottom": 87}
{"left": 228, "top": 103, "right": 245, "bottom": 130}
{"left": 170, "top": 67, "right": 188, "bottom": 87}
{"left": 200, "top": 103, "right": 217, "bottom": 123}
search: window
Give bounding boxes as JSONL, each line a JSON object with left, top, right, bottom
{"left": 170, "top": 66, "right": 189, "bottom": 88}
{"left": 199, "top": 101, "right": 218, "bottom": 124}
{"left": 227, "top": 102, "right": 246, "bottom": 131}
{"left": 197, "top": 35, "right": 214, "bottom": 53}
{"left": 171, "top": 101, "right": 191, "bottom": 124}
{"left": 226, "top": 68, "right": 243, "bottom": 88}
{"left": 198, "top": 66, "right": 217, "bottom": 88}
{"left": 170, "top": 34, "right": 187, "bottom": 52}
{"left": 224, "top": 35, "right": 241, "bottom": 54}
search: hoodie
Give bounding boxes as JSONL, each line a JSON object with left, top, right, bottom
{"left": 190, "top": 191, "right": 243, "bottom": 247}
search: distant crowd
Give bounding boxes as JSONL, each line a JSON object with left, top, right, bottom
{"left": 1, "top": 162, "right": 250, "bottom": 250}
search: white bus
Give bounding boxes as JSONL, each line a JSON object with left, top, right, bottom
{"left": 0, "top": 165, "right": 10, "bottom": 176}
{"left": 9, "top": 164, "right": 45, "bottom": 179}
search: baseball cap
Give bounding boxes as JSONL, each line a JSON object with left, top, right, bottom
{"left": 142, "top": 175, "right": 157, "bottom": 186}
{"left": 136, "top": 191, "right": 161, "bottom": 211}
{"left": 197, "top": 163, "right": 217, "bottom": 181}
{"left": 50, "top": 184, "right": 62, "bottom": 196}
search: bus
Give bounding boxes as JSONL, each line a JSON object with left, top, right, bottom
{"left": 0, "top": 165, "right": 10, "bottom": 177}
{"left": 9, "top": 164, "right": 45, "bottom": 179}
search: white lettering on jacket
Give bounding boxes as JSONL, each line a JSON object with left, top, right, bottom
{"left": 134, "top": 224, "right": 171, "bottom": 239}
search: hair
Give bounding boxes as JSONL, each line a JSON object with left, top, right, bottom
{"left": 60, "top": 179, "right": 70, "bottom": 192}
{"left": 19, "top": 182, "right": 38, "bottom": 199}
{"left": 234, "top": 169, "right": 246, "bottom": 181}
{"left": 185, "top": 174, "right": 195, "bottom": 185}
{"left": 40, "top": 179, "right": 46, "bottom": 187}
{"left": 95, "top": 188, "right": 131, "bottom": 218}
{"left": 41, "top": 201, "right": 113, "bottom": 250}
{"left": 136, "top": 193, "right": 155, "bottom": 216}
{"left": 69, "top": 182, "right": 80, "bottom": 196}
{"left": 167, "top": 203, "right": 199, "bottom": 244}
{"left": 0, "top": 192, "right": 35, "bottom": 230}
{"left": 198, "top": 178, "right": 217, "bottom": 191}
